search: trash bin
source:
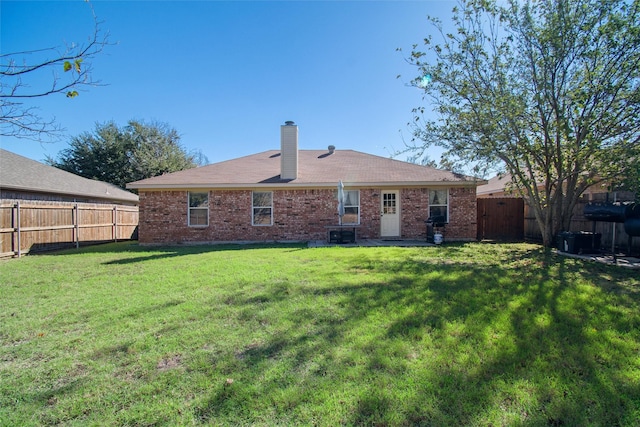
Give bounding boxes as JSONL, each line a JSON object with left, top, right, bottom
{"left": 557, "top": 231, "right": 601, "bottom": 254}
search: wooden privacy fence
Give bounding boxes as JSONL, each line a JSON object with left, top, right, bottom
{"left": 0, "top": 200, "right": 138, "bottom": 258}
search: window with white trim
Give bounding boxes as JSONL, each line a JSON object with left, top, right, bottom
{"left": 343, "top": 190, "right": 360, "bottom": 225}
{"left": 252, "top": 191, "right": 273, "bottom": 226}
{"left": 188, "top": 192, "right": 209, "bottom": 226}
{"left": 429, "top": 189, "right": 448, "bottom": 222}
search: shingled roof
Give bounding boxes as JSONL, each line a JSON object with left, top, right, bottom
{"left": 127, "top": 149, "right": 484, "bottom": 190}
{"left": 0, "top": 149, "right": 139, "bottom": 204}
{"left": 476, "top": 173, "right": 515, "bottom": 197}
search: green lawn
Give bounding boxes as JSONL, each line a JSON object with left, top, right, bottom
{"left": 1, "top": 242, "right": 639, "bottom": 426}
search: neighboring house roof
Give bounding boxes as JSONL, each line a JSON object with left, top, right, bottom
{"left": 0, "top": 149, "right": 139, "bottom": 204}
{"left": 476, "top": 173, "right": 517, "bottom": 197}
{"left": 477, "top": 172, "right": 632, "bottom": 199}
{"left": 127, "top": 149, "right": 486, "bottom": 190}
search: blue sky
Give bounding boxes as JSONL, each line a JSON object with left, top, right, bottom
{"left": 1, "top": 0, "right": 454, "bottom": 165}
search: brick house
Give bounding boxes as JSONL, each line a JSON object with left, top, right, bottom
{"left": 127, "top": 122, "right": 485, "bottom": 245}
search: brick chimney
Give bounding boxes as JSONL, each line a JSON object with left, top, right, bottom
{"left": 280, "top": 121, "right": 298, "bottom": 180}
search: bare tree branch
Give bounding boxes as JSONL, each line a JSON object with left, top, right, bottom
{"left": 0, "top": 1, "right": 112, "bottom": 141}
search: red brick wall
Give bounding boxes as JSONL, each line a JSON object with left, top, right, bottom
{"left": 447, "top": 187, "right": 478, "bottom": 240}
{"left": 358, "top": 189, "right": 380, "bottom": 239}
{"left": 401, "top": 188, "right": 430, "bottom": 239}
{"left": 138, "top": 187, "right": 477, "bottom": 244}
{"left": 398, "top": 187, "right": 477, "bottom": 240}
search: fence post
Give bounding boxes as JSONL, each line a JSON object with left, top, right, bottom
{"left": 74, "top": 204, "right": 79, "bottom": 249}
{"left": 113, "top": 206, "right": 118, "bottom": 242}
{"left": 14, "top": 202, "right": 21, "bottom": 258}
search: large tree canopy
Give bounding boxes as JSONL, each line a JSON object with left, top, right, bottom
{"left": 48, "top": 120, "right": 208, "bottom": 190}
{"left": 404, "top": 0, "right": 640, "bottom": 246}
{"left": 1, "top": 1, "right": 110, "bottom": 141}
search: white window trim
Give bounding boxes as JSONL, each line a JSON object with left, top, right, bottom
{"left": 429, "top": 188, "right": 449, "bottom": 223}
{"left": 343, "top": 189, "right": 360, "bottom": 225}
{"left": 188, "top": 191, "right": 209, "bottom": 227}
{"left": 252, "top": 191, "right": 273, "bottom": 226}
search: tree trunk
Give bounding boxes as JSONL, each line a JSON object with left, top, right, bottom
{"left": 530, "top": 198, "right": 555, "bottom": 248}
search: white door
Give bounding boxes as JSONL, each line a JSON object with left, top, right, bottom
{"left": 380, "top": 190, "right": 400, "bottom": 237}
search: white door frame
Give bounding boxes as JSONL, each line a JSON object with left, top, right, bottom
{"left": 380, "top": 190, "right": 400, "bottom": 237}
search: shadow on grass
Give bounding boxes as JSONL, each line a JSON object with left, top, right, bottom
{"left": 193, "top": 245, "right": 640, "bottom": 425}
{"left": 84, "top": 242, "right": 307, "bottom": 265}
{"left": 30, "top": 241, "right": 306, "bottom": 264}
{"left": 19, "top": 242, "right": 636, "bottom": 424}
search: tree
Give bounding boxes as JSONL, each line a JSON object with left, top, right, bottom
{"left": 1, "top": 1, "right": 110, "bottom": 141}
{"left": 48, "top": 120, "right": 209, "bottom": 189}
{"left": 403, "top": 0, "right": 640, "bottom": 247}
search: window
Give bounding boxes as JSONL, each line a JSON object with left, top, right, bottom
{"left": 188, "top": 192, "right": 208, "bottom": 226}
{"left": 252, "top": 191, "right": 273, "bottom": 226}
{"left": 342, "top": 190, "right": 360, "bottom": 225}
{"left": 429, "top": 189, "right": 448, "bottom": 222}
{"left": 382, "top": 192, "right": 396, "bottom": 214}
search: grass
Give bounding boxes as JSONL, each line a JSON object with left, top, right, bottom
{"left": 1, "top": 241, "right": 639, "bottom": 426}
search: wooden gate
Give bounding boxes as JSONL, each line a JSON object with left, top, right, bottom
{"left": 477, "top": 198, "right": 524, "bottom": 241}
